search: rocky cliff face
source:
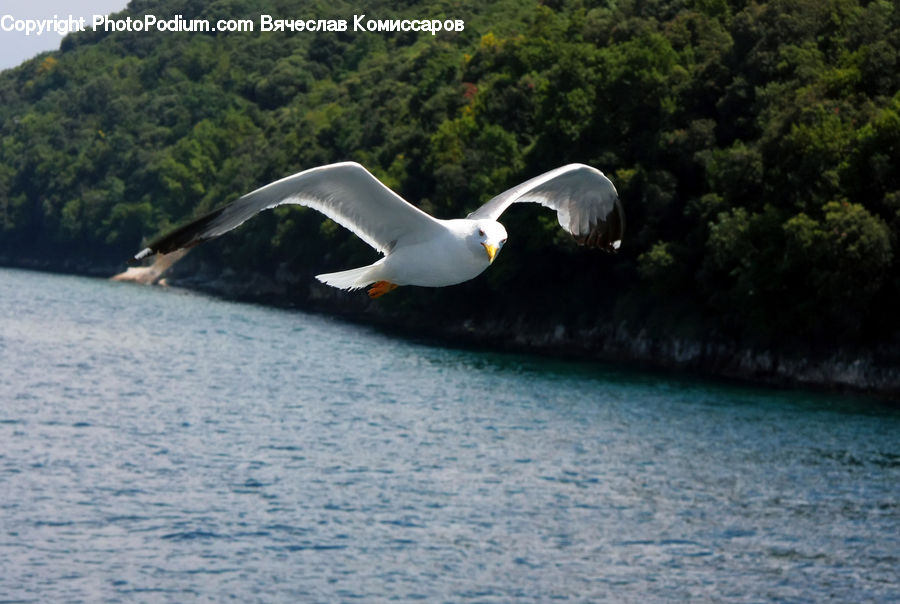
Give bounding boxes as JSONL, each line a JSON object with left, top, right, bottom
{"left": 437, "top": 319, "right": 900, "bottom": 399}
{"left": 8, "top": 254, "right": 892, "bottom": 399}
{"left": 154, "top": 263, "right": 900, "bottom": 401}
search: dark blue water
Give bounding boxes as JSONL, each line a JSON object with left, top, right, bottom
{"left": 1, "top": 267, "right": 898, "bottom": 602}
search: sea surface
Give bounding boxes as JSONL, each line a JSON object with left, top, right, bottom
{"left": 1, "top": 267, "right": 898, "bottom": 602}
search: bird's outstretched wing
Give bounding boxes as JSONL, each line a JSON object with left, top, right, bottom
{"left": 467, "top": 164, "right": 624, "bottom": 251}
{"left": 133, "top": 162, "right": 443, "bottom": 262}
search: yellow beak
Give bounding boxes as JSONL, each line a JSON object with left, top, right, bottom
{"left": 483, "top": 243, "right": 499, "bottom": 264}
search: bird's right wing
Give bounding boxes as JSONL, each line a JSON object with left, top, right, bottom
{"left": 133, "top": 162, "right": 444, "bottom": 262}
{"left": 467, "top": 164, "right": 623, "bottom": 251}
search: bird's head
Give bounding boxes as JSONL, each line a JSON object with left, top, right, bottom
{"left": 473, "top": 220, "right": 508, "bottom": 264}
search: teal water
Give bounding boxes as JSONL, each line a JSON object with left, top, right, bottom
{"left": 1, "top": 267, "right": 898, "bottom": 602}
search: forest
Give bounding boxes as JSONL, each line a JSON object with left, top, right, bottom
{"left": 1, "top": 0, "right": 898, "bottom": 362}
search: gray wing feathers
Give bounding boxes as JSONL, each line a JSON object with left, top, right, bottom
{"left": 135, "top": 162, "right": 442, "bottom": 260}
{"left": 467, "top": 164, "right": 624, "bottom": 251}
{"left": 251, "top": 163, "right": 441, "bottom": 253}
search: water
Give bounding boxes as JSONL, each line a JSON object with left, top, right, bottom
{"left": 1, "top": 267, "right": 898, "bottom": 602}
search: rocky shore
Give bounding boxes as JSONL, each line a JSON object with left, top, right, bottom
{"left": 154, "top": 264, "right": 900, "bottom": 402}
{"left": 4, "top": 256, "right": 897, "bottom": 400}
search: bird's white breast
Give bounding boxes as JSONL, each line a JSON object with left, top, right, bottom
{"left": 381, "top": 219, "right": 490, "bottom": 287}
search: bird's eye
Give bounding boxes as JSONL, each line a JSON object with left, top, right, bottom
{"left": 501, "top": 238, "right": 507, "bottom": 244}
{"left": 478, "top": 229, "right": 485, "bottom": 237}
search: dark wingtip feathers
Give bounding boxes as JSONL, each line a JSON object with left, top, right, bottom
{"left": 128, "top": 247, "right": 154, "bottom": 265}
{"left": 573, "top": 195, "right": 625, "bottom": 252}
{"left": 128, "top": 204, "right": 230, "bottom": 265}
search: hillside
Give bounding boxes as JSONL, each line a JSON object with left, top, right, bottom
{"left": 1, "top": 0, "right": 899, "bottom": 391}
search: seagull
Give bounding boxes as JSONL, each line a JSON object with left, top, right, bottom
{"left": 132, "top": 162, "right": 623, "bottom": 298}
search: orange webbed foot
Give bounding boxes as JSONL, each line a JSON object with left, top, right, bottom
{"left": 368, "top": 281, "right": 399, "bottom": 299}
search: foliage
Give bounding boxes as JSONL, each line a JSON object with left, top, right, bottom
{"left": 0, "top": 0, "right": 898, "bottom": 351}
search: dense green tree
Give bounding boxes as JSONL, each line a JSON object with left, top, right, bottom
{"left": 0, "top": 0, "right": 898, "bottom": 355}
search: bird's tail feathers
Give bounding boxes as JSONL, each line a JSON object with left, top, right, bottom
{"left": 315, "top": 264, "right": 380, "bottom": 291}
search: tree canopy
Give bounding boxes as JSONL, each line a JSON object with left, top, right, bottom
{"left": 1, "top": 0, "right": 898, "bottom": 353}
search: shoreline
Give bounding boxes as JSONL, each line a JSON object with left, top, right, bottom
{"left": 5, "top": 259, "right": 898, "bottom": 401}
{"left": 143, "top": 266, "right": 900, "bottom": 402}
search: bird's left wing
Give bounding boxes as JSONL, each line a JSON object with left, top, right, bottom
{"left": 467, "top": 164, "right": 624, "bottom": 251}
{"left": 133, "top": 162, "right": 443, "bottom": 261}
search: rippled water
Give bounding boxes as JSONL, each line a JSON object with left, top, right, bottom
{"left": 1, "top": 267, "right": 898, "bottom": 602}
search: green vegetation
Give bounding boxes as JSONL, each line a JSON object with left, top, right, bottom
{"left": 1, "top": 0, "right": 898, "bottom": 354}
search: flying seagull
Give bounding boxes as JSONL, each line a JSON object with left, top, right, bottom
{"left": 132, "top": 162, "right": 623, "bottom": 298}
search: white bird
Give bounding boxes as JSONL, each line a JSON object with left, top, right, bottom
{"left": 132, "top": 162, "right": 623, "bottom": 298}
